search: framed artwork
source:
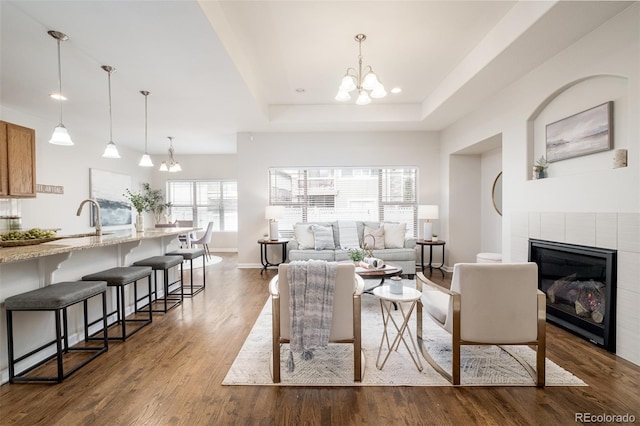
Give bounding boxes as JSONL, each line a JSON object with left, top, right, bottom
{"left": 545, "top": 101, "right": 613, "bottom": 163}
{"left": 89, "top": 169, "right": 132, "bottom": 226}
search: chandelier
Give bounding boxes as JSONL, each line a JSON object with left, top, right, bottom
{"left": 335, "top": 34, "right": 387, "bottom": 106}
{"left": 159, "top": 136, "right": 182, "bottom": 172}
{"left": 138, "top": 91, "right": 153, "bottom": 167}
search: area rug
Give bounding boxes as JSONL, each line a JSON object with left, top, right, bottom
{"left": 223, "top": 281, "right": 587, "bottom": 387}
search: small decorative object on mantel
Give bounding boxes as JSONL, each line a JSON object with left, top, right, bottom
{"left": 431, "top": 234, "right": 438, "bottom": 242}
{"left": 533, "top": 155, "right": 548, "bottom": 179}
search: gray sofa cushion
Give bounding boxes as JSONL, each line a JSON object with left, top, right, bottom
{"left": 289, "top": 249, "right": 335, "bottom": 261}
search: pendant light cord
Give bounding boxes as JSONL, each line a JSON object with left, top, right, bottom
{"left": 144, "top": 93, "right": 148, "bottom": 153}
{"left": 57, "top": 39, "right": 63, "bottom": 123}
{"left": 107, "top": 70, "right": 113, "bottom": 142}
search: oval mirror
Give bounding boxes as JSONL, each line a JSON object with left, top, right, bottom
{"left": 492, "top": 172, "right": 502, "bottom": 216}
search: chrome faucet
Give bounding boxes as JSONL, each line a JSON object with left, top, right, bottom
{"left": 76, "top": 199, "right": 102, "bottom": 236}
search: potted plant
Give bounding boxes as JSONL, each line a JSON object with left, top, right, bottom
{"left": 141, "top": 183, "right": 173, "bottom": 224}
{"left": 347, "top": 248, "right": 365, "bottom": 264}
{"left": 124, "top": 188, "right": 148, "bottom": 232}
{"left": 534, "top": 156, "right": 548, "bottom": 179}
{"left": 431, "top": 233, "right": 438, "bottom": 242}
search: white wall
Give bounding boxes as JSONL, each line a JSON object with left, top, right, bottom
{"left": 481, "top": 148, "right": 502, "bottom": 254}
{"left": 236, "top": 131, "right": 440, "bottom": 267}
{"left": 440, "top": 5, "right": 639, "bottom": 364}
{"left": 1, "top": 106, "right": 153, "bottom": 235}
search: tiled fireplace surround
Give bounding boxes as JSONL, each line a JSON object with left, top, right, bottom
{"left": 510, "top": 212, "right": 640, "bottom": 366}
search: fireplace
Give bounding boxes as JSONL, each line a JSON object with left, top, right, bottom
{"left": 528, "top": 239, "right": 617, "bottom": 352}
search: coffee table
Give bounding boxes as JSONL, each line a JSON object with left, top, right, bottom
{"left": 356, "top": 264, "right": 402, "bottom": 295}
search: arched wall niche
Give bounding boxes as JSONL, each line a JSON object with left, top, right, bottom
{"left": 525, "top": 74, "right": 628, "bottom": 179}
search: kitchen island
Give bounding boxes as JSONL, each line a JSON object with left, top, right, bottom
{"left": 0, "top": 227, "right": 197, "bottom": 384}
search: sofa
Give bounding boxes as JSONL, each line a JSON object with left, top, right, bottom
{"left": 286, "top": 221, "right": 417, "bottom": 277}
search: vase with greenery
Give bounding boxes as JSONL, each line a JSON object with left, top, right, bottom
{"left": 124, "top": 188, "right": 148, "bottom": 232}
{"left": 534, "top": 156, "right": 548, "bottom": 179}
{"left": 141, "top": 183, "right": 173, "bottom": 224}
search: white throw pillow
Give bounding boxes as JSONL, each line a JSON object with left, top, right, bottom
{"left": 294, "top": 224, "right": 315, "bottom": 250}
{"left": 363, "top": 225, "right": 385, "bottom": 249}
{"left": 312, "top": 224, "right": 335, "bottom": 250}
{"left": 383, "top": 222, "right": 406, "bottom": 249}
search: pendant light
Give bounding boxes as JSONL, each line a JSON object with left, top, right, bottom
{"left": 101, "top": 65, "right": 120, "bottom": 158}
{"left": 48, "top": 30, "right": 73, "bottom": 146}
{"left": 138, "top": 91, "right": 153, "bottom": 167}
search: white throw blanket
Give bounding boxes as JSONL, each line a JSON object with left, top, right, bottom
{"left": 287, "top": 260, "right": 338, "bottom": 372}
{"left": 338, "top": 220, "right": 360, "bottom": 249}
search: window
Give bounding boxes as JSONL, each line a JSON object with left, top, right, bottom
{"left": 167, "top": 180, "right": 237, "bottom": 231}
{"left": 269, "top": 167, "right": 418, "bottom": 236}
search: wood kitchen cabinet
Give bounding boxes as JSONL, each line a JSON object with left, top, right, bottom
{"left": 0, "top": 121, "right": 36, "bottom": 198}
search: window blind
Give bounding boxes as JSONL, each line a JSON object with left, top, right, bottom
{"left": 269, "top": 167, "right": 418, "bottom": 236}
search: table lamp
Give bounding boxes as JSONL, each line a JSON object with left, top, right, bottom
{"left": 265, "top": 206, "right": 285, "bottom": 240}
{"left": 418, "top": 205, "right": 439, "bottom": 240}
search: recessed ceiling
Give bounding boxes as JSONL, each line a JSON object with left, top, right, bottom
{"left": 0, "top": 1, "right": 633, "bottom": 155}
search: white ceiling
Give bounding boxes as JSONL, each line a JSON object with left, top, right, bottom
{"left": 0, "top": 1, "right": 633, "bottom": 155}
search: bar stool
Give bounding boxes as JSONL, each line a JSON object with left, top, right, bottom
{"left": 165, "top": 248, "right": 206, "bottom": 297}
{"left": 133, "top": 255, "right": 184, "bottom": 313}
{"left": 5, "top": 281, "right": 108, "bottom": 383}
{"left": 82, "top": 266, "right": 153, "bottom": 341}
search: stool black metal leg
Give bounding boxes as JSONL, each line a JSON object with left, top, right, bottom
{"left": 55, "top": 308, "right": 64, "bottom": 382}
{"left": 7, "top": 310, "right": 15, "bottom": 383}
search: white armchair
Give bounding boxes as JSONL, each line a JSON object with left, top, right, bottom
{"left": 269, "top": 262, "right": 365, "bottom": 383}
{"left": 417, "top": 262, "right": 546, "bottom": 386}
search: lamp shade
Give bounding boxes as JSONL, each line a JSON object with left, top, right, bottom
{"left": 265, "top": 205, "right": 285, "bottom": 220}
{"left": 418, "top": 205, "right": 439, "bottom": 220}
{"left": 49, "top": 124, "right": 73, "bottom": 146}
{"left": 138, "top": 154, "right": 153, "bottom": 167}
{"left": 102, "top": 141, "right": 120, "bottom": 158}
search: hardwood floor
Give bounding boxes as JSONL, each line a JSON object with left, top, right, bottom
{"left": 1, "top": 253, "right": 639, "bottom": 425}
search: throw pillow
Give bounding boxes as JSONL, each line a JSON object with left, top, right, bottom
{"left": 383, "top": 222, "right": 406, "bottom": 249}
{"left": 294, "top": 224, "right": 315, "bottom": 250}
{"left": 312, "top": 224, "right": 336, "bottom": 250}
{"left": 363, "top": 225, "right": 385, "bottom": 250}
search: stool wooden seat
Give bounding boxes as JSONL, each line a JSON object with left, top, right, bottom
{"left": 82, "top": 266, "right": 153, "bottom": 341}
{"left": 5, "top": 281, "right": 108, "bottom": 384}
{"left": 166, "top": 248, "right": 206, "bottom": 296}
{"left": 133, "top": 255, "right": 184, "bottom": 313}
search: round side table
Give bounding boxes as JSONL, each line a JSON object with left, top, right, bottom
{"left": 258, "top": 238, "right": 289, "bottom": 275}
{"left": 372, "top": 285, "right": 423, "bottom": 372}
{"left": 415, "top": 239, "right": 446, "bottom": 277}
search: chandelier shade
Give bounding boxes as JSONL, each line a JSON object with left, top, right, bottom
{"left": 335, "top": 34, "right": 387, "bottom": 105}
{"left": 48, "top": 30, "right": 73, "bottom": 146}
{"left": 101, "top": 65, "right": 120, "bottom": 159}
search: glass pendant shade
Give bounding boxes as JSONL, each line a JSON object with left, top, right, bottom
{"left": 159, "top": 161, "right": 168, "bottom": 172}
{"left": 49, "top": 124, "right": 73, "bottom": 146}
{"left": 339, "top": 75, "right": 357, "bottom": 92}
{"left": 356, "top": 91, "right": 371, "bottom": 106}
{"left": 138, "top": 154, "right": 153, "bottom": 167}
{"left": 362, "top": 72, "right": 380, "bottom": 91}
{"left": 102, "top": 141, "right": 120, "bottom": 158}
{"left": 335, "top": 90, "right": 351, "bottom": 102}
{"left": 370, "top": 84, "right": 387, "bottom": 99}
